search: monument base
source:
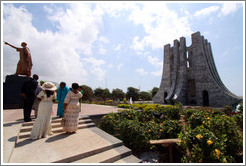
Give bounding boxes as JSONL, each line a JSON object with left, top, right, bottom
{"left": 3, "top": 75, "right": 32, "bottom": 109}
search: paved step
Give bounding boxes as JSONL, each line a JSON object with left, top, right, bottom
{"left": 10, "top": 127, "right": 126, "bottom": 163}
{"left": 18, "top": 122, "right": 96, "bottom": 139}
{"left": 72, "top": 145, "right": 132, "bottom": 163}
{"left": 10, "top": 115, "right": 141, "bottom": 163}
{"left": 114, "top": 154, "right": 142, "bottom": 163}
{"left": 22, "top": 116, "right": 90, "bottom": 127}
{"left": 17, "top": 116, "right": 96, "bottom": 141}
{"left": 20, "top": 119, "right": 93, "bottom": 132}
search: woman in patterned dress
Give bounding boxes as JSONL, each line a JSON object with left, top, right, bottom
{"left": 63, "top": 83, "right": 83, "bottom": 134}
{"left": 30, "top": 82, "right": 57, "bottom": 140}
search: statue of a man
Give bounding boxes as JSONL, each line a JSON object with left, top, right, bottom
{"left": 4, "top": 41, "right": 33, "bottom": 77}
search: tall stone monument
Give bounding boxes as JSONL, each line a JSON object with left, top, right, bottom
{"left": 153, "top": 31, "right": 242, "bottom": 107}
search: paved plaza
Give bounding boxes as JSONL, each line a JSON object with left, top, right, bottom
{"left": 2, "top": 103, "right": 135, "bottom": 163}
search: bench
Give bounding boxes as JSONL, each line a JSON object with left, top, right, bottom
{"left": 150, "top": 138, "right": 180, "bottom": 162}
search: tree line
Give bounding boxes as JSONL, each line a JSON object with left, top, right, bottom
{"left": 80, "top": 85, "right": 159, "bottom": 102}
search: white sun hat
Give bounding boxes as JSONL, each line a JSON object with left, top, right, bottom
{"left": 41, "top": 82, "right": 57, "bottom": 91}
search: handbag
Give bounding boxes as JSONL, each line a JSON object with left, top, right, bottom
{"left": 61, "top": 118, "right": 65, "bottom": 127}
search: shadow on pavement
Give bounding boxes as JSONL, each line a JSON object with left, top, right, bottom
{"left": 8, "top": 136, "right": 18, "bottom": 142}
{"left": 3, "top": 120, "right": 23, "bottom": 127}
{"left": 45, "top": 133, "right": 71, "bottom": 143}
{"left": 15, "top": 139, "right": 35, "bottom": 148}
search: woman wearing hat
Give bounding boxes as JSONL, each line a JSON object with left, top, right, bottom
{"left": 30, "top": 82, "right": 57, "bottom": 140}
{"left": 63, "top": 83, "right": 83, "bottom": 134}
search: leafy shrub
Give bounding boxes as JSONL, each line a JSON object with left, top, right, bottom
{"left": 136, "top": 109, "right": 153, "bottom": 123}
{"left": 232, "top": 113, "right": 243, "bottom": 130}
{"left": 123, "top": 98, "right": 128, "bottom": 104}
{"left": 159, "top": 105, "right": 180, "bottom": 120}
{"left": 178, "top": 112, "right": 243, "bottom": 163}
{"left": 99, "top": 113, "right": 120, "bottom": 135}
{"left": 118, "top": 104, "right": 130, "bottom": 108}
{"left": 187, "top": 111, "right": 204, "bottom": 129}
{"left": 118, "top": 120, "right": 149, "bottom": 150}
{"left": 221, "top": 106, "right": 233, "bottom": 115}
{"left": 183, "top": 108, "right": 197, "bottom": 121}
{"left": 100, "top": 104, "right": 243, "bottom": 163}
{"left": 157, "top": 119, "right": 182, "bottom": 139}
{"left": 99, "top": 104, "right": 182, "bottom": 151}
{"left": 106, "top": 100, "right": 113, "bottom": 104}
{"left": 187, "top": 107, "right": 224, "bottom": 129}
{"left": 209, "top": 115, "right": 243, "bottom": 161}
{"left": 178, "top": 125, "right": 233, "bottom": 163}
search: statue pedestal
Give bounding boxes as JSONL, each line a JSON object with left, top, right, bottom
{"left": 3, "top": 75, "right": 32, "bottom": 109}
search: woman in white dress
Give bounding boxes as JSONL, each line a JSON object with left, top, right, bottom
{"left": 30, "top": 82, "right": 57, "bottom": 140}
{"left": 63, "top": 83, "right": 83, "bottom": 134}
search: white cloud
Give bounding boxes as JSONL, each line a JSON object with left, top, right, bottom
{"left": 114, "top": 44, "right": 121, "bottom": 51}
{"left": 2, "top": 3, "right": 106, "bottom": 85}
{"left": 47, "top": 3, "right": 103, "bottom": 55}
{"left": 99, "top": 36, "right": 109, "bottom": 43}
{"left": 99, "top": 47, "right": 107, "bottom": 55}
{"left": 91, "top": 67, "right": 105, "bottom": 81}
{"left": 136, "top": 68, "right": 148, "bottom": 76}
{"left": 98, "top": 36, "right": 109, "bottom": 55}
{"left": 132, "top": 36, "right": 145, "bottom": 51}
{"left": 43, "top": 5, "right": 53, "bottom": 14}
{"left": 129, "top": 2, "right": 192, "bottom": 52}
{"left": 117, "top": 63, "right": 124, "bottom": 71}
{"left": 151, "top": 69, "right": 162, "bottom": 76}
{"left": 194, "top": 6, "right": 220, "bottom": 17}
{"left": 82, "top": 57, "right": 106, "bottom": 81}
{"left": 147, "top": 56, "right": 162, "bottom": 67}
{"left": 82, "top": 57, "right": 106, "bottom": 67}
{"left": 99, "top": 2, "right": 133, "bottom": 18}
{"left": 107, "top": 64, "right": 113, "bottom": 69}
{"left": 219, "top": 3, "right": 241, "bottom": 17}
{"left": 147, "top": 56, "right": 162, "bottom": 76}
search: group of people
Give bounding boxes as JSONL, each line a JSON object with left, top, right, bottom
{"left": 4, "top": 42, "right": 83, "bottom": 140}
{"left": 21, "top": 74, "right": 83, "bottom": 140}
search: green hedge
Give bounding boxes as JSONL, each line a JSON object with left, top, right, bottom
{"left": 99, "top": 104, "right": 182, "bottom": 151}
{"left": 178, "top": 108, "right": 243, "bottom": 163}
{"left": 99, "top": 104, "right": 243, "bottom": 163}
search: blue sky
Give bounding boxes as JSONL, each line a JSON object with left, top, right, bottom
{"left": 2, "top": 1, "right": 244, "bottom": 96}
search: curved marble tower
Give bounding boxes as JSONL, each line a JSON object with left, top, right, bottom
{"left": 153, "top": 31, "right": 242, "bottom": 107}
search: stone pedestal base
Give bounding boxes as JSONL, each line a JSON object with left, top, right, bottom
{"left": 3, "top": 75, "right": 32, "bottom": 109}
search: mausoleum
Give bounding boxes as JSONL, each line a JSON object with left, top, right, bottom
{"left": 153, "top": 31, "right": 241, "bottom": 107}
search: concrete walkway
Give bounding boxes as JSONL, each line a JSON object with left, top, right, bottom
{"left": 3, "top": 103, "right": 121, "bottom": 122}
{"left": 3, "top": 103, "right": 129, "bottom": 163}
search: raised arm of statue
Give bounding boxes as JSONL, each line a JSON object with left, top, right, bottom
{"left": 4, "top": 42, "right": 20, "bottom": 51}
